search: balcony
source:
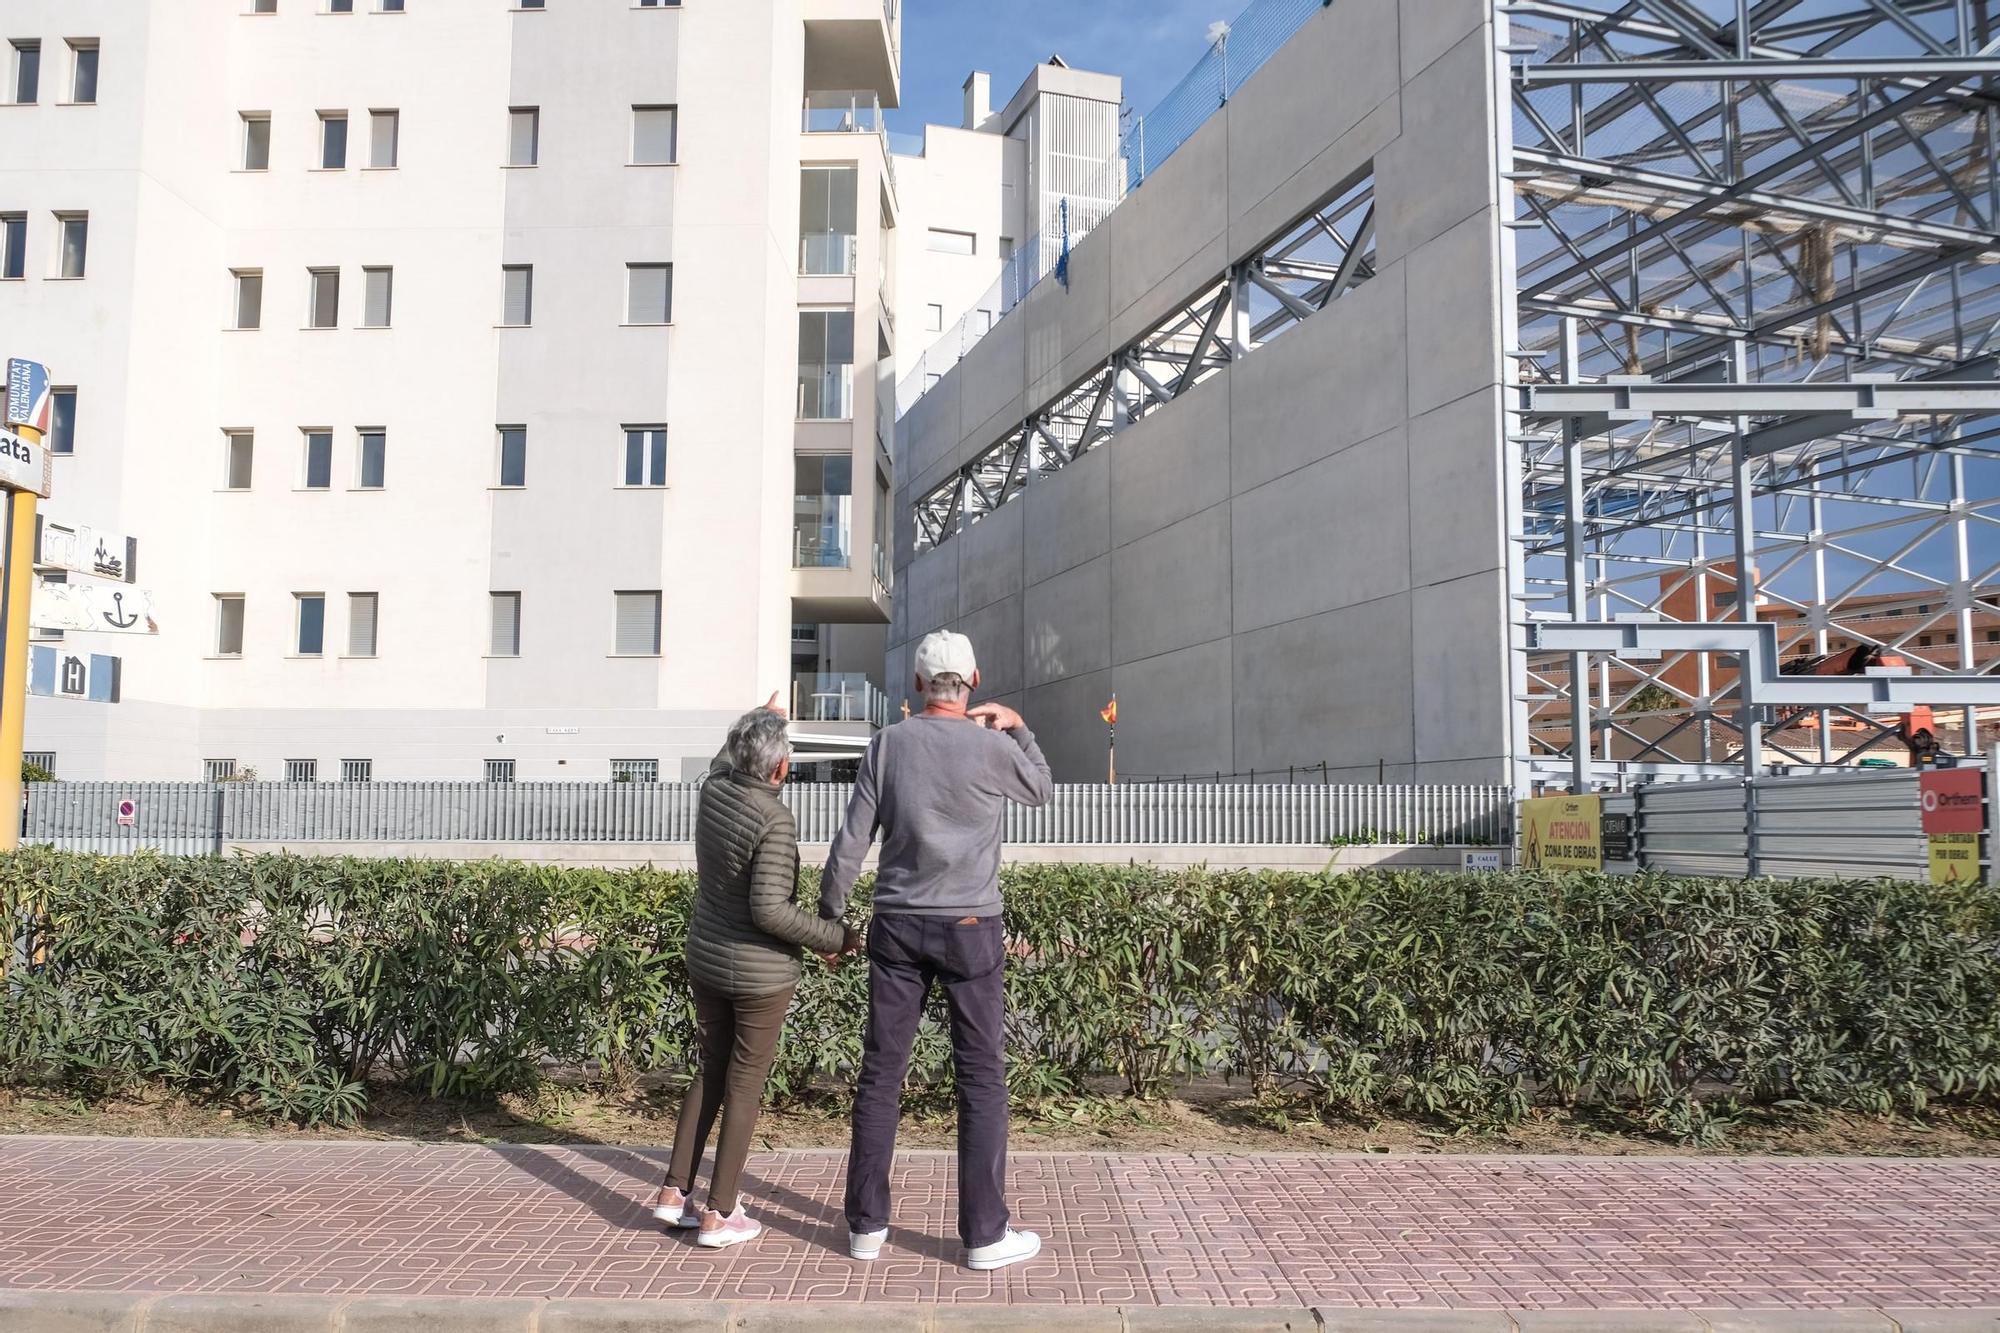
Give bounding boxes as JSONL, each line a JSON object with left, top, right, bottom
{"left": 791, "top": 672, "right": 892, "bottom": 729}
{"left": 803, "top": 0, "right": 899, "bottom": 107}
{"left": 803, "top": 90, "right": 883, "bottom": 135}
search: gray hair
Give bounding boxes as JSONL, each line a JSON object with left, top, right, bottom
{"left": 726, "top": 707, "right": 791, "bottom": 780}
{"left": 922, "top": 671, "right": 971, "bottom": 705}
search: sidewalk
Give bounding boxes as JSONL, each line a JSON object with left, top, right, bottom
{"left": 2, "top": 1136, "right": 1997, "bottom": 1329}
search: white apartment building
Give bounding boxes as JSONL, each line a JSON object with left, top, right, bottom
{"left": 4, "top": 0, "right": 903, "bottom": 781}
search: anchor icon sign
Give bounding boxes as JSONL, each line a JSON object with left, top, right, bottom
{"left": 102, "top": 590, "right": 139, "bottom": 630}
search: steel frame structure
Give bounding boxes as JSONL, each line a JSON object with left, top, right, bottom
{"left": 1504, "top": 0, "right": 2000, "bottom": 791}
{"left": 913, "top": 169, "right": 1377, "bottom": 551}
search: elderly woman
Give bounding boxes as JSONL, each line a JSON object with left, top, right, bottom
{"left": 651, "top": 696, "right": 855, "bottom": 1248}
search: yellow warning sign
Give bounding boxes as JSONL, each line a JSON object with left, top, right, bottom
{"left": 1928, "top": 832, "right": 1979, "bottom": 884}
{"left": 1520, "top": 794, "right": 1603, "bottom": 871}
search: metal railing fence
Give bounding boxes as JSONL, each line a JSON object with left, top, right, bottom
{"left": 22, "top": 780, "right": 1513, "bottom": 855}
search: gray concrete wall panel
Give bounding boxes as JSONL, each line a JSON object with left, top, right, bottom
{"left": 1401, "top": 0, "right": 1491, "bottom": 86}
{"left": 1407, "top": 388, "right": 1509, "bottom": 587}
{"left": 1023, "top": 555, "right": 1111, "bottom": 689}
{"left": 904, "top": 543, "right": 959, "bottom": 638}
{"left": 1229, "top": 98, "right": 1401, "bottom": 274}
{"left": 1112, "top": 504, "right": 1232, "bottom": 665}
{"left": 1412, "top": 569, "right": 1510, "bottom": 765}
{"left": 1109, "top": 370, "right": 1231, "bottom": 549}
{"left": 1022, "top": 666, "right": 1115, "bottom": 781}
{"left": 1105, "top": 110, "right": 1230, "bottom": 344}
{"left": 1224, "top": 0, "right": 1399, "bottom": 234}
{"left": 956, "top": 592, "right": 1024, "bottom": 701}
{"left": 1374, "top": 26, "right": 1502, "bottom": 265}
{"left": 1404, "top": 209, "right": 1505, "bottom": 418}
{"left": 901, "top": 368, "right": 961, "bottom": 487}
{"left": 1233, "top": 594, "right": 1416, "bottom": 774}
{"left": 1228, "top": 265, "right": 1407, "bottom": 496}
{"left": 956, "top": 498, "right": 1024, "bottom": 617}
{"left": 1110, "top": 639, "right": 1233, "bottom": 781}
{"left": 955, "top": 303, "right": 1028, "bottom": 456}
{"left": 1231, "top": 426, "right": 1411, "bottom": 634}
{"left": 1022, "top": 442, "right": 1112, "bottom": 586}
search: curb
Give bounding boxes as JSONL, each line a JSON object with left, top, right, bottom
{"left": 2, "top": 1294, "right": 1997, "bottom": 1332}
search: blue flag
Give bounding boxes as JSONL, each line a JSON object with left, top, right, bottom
{"left": 1055, "top": 198, "right": 1071, "bottom": 292}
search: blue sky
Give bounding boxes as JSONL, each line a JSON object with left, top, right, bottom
{"left": 888, "top": 0, "right": 1229, "bottom": 142}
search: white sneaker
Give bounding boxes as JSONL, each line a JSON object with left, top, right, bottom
{"left": 964, "top": 1228, "right": 1040, "bottom": 1271}
{"left": 849, "top": 1227, "right": 888, "bottom": 1261}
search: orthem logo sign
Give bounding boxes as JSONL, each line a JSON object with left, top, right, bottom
{"left": 1919, "top": 769, "right": 1984, "bottom": 835}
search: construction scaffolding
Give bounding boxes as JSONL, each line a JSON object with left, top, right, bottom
{"left": 1505, "top": 0, "right": 2000, "bottom": 790}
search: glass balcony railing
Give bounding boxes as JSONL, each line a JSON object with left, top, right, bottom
{"left": 801, "top": 230, "right": 859, "bottom": 275}
{"left": 798, "top": 363, "right": 855, "bottom": 420}
{"left": 792, "top": 672, "right": 892, "bottom": 728}
{"left": 793, "top": 528, "right": 851, "bottom": 568}
{"left": 804, "top": 91, "right": 882, "bottom": 134}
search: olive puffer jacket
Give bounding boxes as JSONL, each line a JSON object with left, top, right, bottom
{"left": 684, "top": 753, "right": 846, "bottom": 997}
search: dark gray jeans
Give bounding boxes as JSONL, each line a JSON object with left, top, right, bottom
{"left": 844, "top": 912, "right": 1009, "bottom": 1249}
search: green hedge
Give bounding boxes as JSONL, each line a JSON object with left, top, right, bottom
{"left": 2, "top": 849, "right": 1997, "bottom": 1141}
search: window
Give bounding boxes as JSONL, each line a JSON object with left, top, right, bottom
{"left": 793, "top": 453, "right": 852, "bottom": 568}
{"left": 623, "top": 426, "right": 666, "bottom": 486}
{"left": 224, "top": 431, "right": 254, "bottom": 489}
{"left": 362, "top": 266, "right": 392, "bottom": 327}
{"left": 519, "top": 0, "right": 545, "bottom": 7}
{"left": 214, "top": 595, "right": 246, "bottom": 656}
{"left": 295, "top": 594, "right": 326, "bottom": 655}
{"left": 501, "top": 264, "right": 532, "bottom": 325}
{"left": 610, "top": 759, "right": 658, "bottom": 784}
{"left": 341, "top": 759, "right": 373, "bottom": 781}
{"left": 347, "top": 592, "right": 378, "bottom": 656}
{"left": 637, "top": 1, "right": 680, "bottom": 7}
{"left": 632, "top": 105, "right": 677, "bottom": 164}
{"left": 328, "top": 0, "right": 354, "bottom": 11}
{"left": 490, "top": 591, "right": 521, "bottom": 656}
{"left": 303, "top": 430, "right": 333, "bottom": 489}
{"left": 56, "top": 213, "right": 86, "bottom": 278}
{"left": 66, "top": 41, "right": 96, "bottom": 105}
{"left": 626, "top": 263, "right": 671, "bottom": 323}
{"left": 485, "top": 758, "right": 515, "bottom": 783}
{"left": 319, "top": 111, "right": 347, "bottom": 168}
{"left": 799, "top": 165, "right": 858, "bottom": 274}
{"left": 924, "top": 303, "right": 942, "bottom": 332}
{"left": 1919, "top": 635, "right": 1933, "bottom": 648}
{"left": 232, "top": 269, "right": 262, "bottom": 329}
{"left": 204, "top": 759, "right": 238, "bottom": 782}
{"left": 253, "top": 0, "right": 277, "bottom": 12}
{"left": 368, "top": 109, "right": 398, "bottom": 167}
{"left": 378, "top": 0, "right": 405, "bottom": 10}
{"left": 1987, "top": 630, "right": 1999, "bottom": 644}
{"left": 357, "top": 429, "right": 386, "bottom": 488}
{"left": 507, "top": 107, "right": 538, "bottom": 166}
{"left": 286, "top": 759, "right": 318, "bottom": 782}
{"left": 1, "top": 213, "right": 22, "bottom": 279}
{"left": 927, "top": 228, "right": 975, "bottom": 255}
{"left": 614, "top": 591, "right": 661, "bottom": 656}
{"left": 11, "top": 41, "right": 39, "bottom": 105}
{"left": 309, "top": 267, "right": 339, "bottom": 327}
{"left": 797, "top": 310, "right": 855, "bottom": 419}
{"left": 497, "top": 426, "right": 526, "bottom": 487}
{"left": 49, "top": 388, "right": 75, "bottom": 454}
{"left": 23, "top": 752, "right": 54, "bottom": 776}
{"left": 241, "top": 113, "right": 271, "bottom": 170}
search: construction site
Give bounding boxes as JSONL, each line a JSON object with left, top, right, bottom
{"left": 889, "top": 0, "right": 2000, "bottom": 798}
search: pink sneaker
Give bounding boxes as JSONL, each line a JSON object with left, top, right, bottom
{"left": 696, "top": 1201, "right": 764, "bottom": 1249}
{"left": 650, "top": 1185, "right": 699, "bottom": 1229}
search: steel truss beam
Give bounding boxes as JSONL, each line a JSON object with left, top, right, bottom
{"left": 912, "top": 170, "right": 1376, "bottom": 553}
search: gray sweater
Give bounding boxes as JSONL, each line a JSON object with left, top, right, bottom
{"left": 819, "top": 713, "right": 1053, "bottom": 919}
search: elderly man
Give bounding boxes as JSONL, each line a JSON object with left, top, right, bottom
{"left": 819, "top": 630, "right": 1053, "bottom": 1271}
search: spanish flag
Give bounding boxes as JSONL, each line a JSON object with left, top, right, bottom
{"left": 1100, "top": 697, "right": 1117, "bottom": 726}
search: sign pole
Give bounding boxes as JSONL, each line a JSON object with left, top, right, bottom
{"left": 0, "top": 450, "right": 38, "bottom": 853}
